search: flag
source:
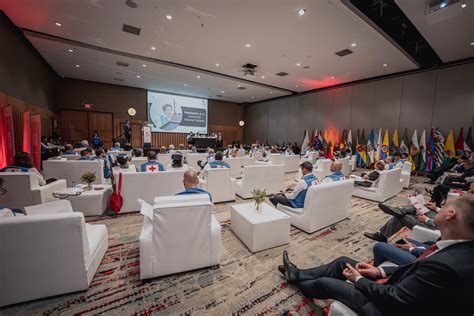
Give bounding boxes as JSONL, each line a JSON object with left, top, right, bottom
{"left": 327, "top": 129, "right": 334, "bottom": 159}
{"left": 381, "top": 129, "right": 390, "bottom": 159}
{"left": 455, "top": 128, "right": 464, "bottom": 156}
{"left": 444, "top": 129, "right": 455, "bottom": 158}
{"left": 340, "top": 129, "right": 347, "bottom": 151}
{"left": 301, "top": 130, "right": 310, "bottom": 153}
{"left": 367, "top": 129, "right": 375, "bottom": 164}
{"left": 357, "top": 129, "right": 367, "bottom": 167}
{"left": 400, "top": 128, "right": 409, "bottom": 155}
{"left": 409, "top": 129, "right": 420, "bottom": 172}
{"left": 315, "top": 130, "right": 323, "bottom": 151}
{"left": 322, "top": 129, "right": 329, "bottom": 158}
{"left": 22, "top": 111, "right": 31, "bottom": 153}
{"left": 465, "top": 127, "right": 472, "bottom": 157}
{"left": 426, "top": 128, "right": 435, "bottom": 172}
{"left": 375, "top": 128, "right": 382, "bottom": 161}
{"left": 310, "top": 130, "right": 315, "bottom": 146}
{"left": 434, "top": 129, "right": 445, "bottom": 168}
{"left": 347, "top": 129, "right": 353, "bottom": 153}
{"left": 390, "top": 129, "right": 399, "bottom": 153}
{"left": 418, "top": 129, "right": 427, "bottom": 172}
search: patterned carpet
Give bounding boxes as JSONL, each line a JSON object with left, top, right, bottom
{"left": 1, "top": 174, "right": 434, "bottom": 315}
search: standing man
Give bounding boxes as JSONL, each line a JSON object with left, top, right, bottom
{"left": 123, "top": 120, "right": 132, "bottom": 144}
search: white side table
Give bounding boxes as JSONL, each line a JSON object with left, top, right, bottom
{"left": 231, "top": 202, "right": 291, "bottom": 253}
{"left": 65, "top": 185, "right": 112, "bottom": 216}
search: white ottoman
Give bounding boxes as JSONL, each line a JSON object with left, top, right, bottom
{"left": 231, "top": 202, "right": 291, "bottom": 253}
{"left": 66, "top": 185, "right": 112, "bottom": 216}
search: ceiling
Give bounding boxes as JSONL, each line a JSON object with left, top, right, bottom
{"left": 396, "top": 0, "right": 474, "bottom": 63}
{"left": 1, "top": 0, "right": 419, "bottom": 103}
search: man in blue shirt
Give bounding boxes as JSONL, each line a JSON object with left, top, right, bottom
{"left": 199, "top": 151, "right": 230, "bottom": 179}
{"left": 176, "top": 169, "right": 212, "bottom": 202}
{"left": 92, "top": 148, "right": 111, "bottom": 178}
{"left": 140, "top": 151, "right": 164, "bottom": 172}
{"left": 63, "top": 144, "right": 77, "bottom": 156}
{"left": 321, "top": 161, "right": 345, "bottom": 182}
{"left": 269, "top": 161, "right": 316, "bottom": 208}
{"left": 78, "top": 149, "right": 92, "bottom": 160}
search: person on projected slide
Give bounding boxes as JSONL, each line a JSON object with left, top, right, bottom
{"left": 159, "top": 104, "right": 182, "bottom": 131}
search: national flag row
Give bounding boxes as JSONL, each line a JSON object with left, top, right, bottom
{"left": 301, "top": 127, "right": 473, "bottom": 172}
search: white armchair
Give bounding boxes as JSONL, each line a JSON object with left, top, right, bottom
{"left": 349, "top": 156, "right": 356, "bottom": 171}
{"left": 339, "top": 157, "right": 351, "bottom": 177}
{"left": 139, "top": 196, "right": 221, "bottom": 279}
{"left": 186, "top": 153, "right": 208, "bottom": 170}
{"left": 232, "top": 164, "right": 285, "bottom": 199}
{"left": 223, "top": 157, "right": 242, "bottom": 178}
{"left": 43, "top": 160, "right": 105, "bottom": 187}
{"left": 270, "top": 154, "right": 284, "bottom": 165}
{"left": 0, "top": 172, "right": 66, "bottom": 210}
{"left": 352, "top": 169, "right": 402, "bottom": 202}
{"left": 400, "top": 161, "right": 412, "bottom": 189}
{"left": 313, "top": 159, "right": 332, "bottom": 180}
{"left": 277, "top": 180, "right": 354, "bottom": 233}
{"left": 283, "top": 155, "right": 301, "bottom": 173}
{"left": 200, "top": 168, "right": 236, "bottom": 203}
{"left": 0, "top": 200, "right": 108, "bottom": 307}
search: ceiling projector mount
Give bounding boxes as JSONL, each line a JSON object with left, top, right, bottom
{"left": 239, "top": 63, "right": 258, "bottom": 76}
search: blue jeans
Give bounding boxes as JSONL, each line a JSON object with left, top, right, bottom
{"left": 373, "top": 242, "right": 420, "bottom": 266}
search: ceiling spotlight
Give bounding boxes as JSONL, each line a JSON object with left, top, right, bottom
{"left": 196, "top": 75, "right": 201, "bottom": 79}
{"left": 142, "top": 64, "right": 147, "bottom": 67}
{"left": 470, "top": 42, "right": 474, "bottom": 46}
{"left": 166, "top": 14, "right": 173, "bottom": 20}
{"left": 136, "top": 75, "right": 141, "bottom": 78}
{"left": 251, "top": 96, "right": 255, "bottom": 99}
{"left": 440, "top": 2, "right": 447, "bottom": 8}
{"left": 382, "top": 63, "right": 388, "bottom": 67}
{"left": 151, "top": 46, "right": 156, "bottom": 50}
{"left": 461, "top": 3, "right": 467, "bottom": 8}
{"left": 261, "top": 75, "right": 265, "bottom": 79}
{"left": 298, "top": 8, "right": 306, "bottom": 16}
{"left": 184, "top": 83, "right": 188, "bottom": 86}
{"left": 331, "top": 76, "right": 335, "bottom": 79}
{"left": 351, "top": 43, "right": 357, "bottom": 47}
{"left": 54, "top": 22, "right": 62, "bottom": 27}
{"left": 245, "top": 43, "right": 251, "bottom": 48}
{"left": 296, "top": 63, "right": 301, "bottom": 66}
{"left": 67, "top": 49, "right": 74, "bottom": 53}
{"left": 270, "top": 91, "right": 273, "bottom": 94}
{"left": 221, "top": 90, "right": 225, "bottom": 93}
{"left": 75, "top": 64, "right": 80, "bottom": 68}
{"left": 215, "top": 63, "right": 220, "bottom": 67}
{"left": 295, "top": 85, "right": 298, "bottom": 88}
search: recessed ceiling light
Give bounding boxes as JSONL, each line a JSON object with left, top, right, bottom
{"left": 196, "top": 75, "right": 201, "bottom": 79}
{"left": 215, "top": 63, "right": 220, "bottom": 67}
{"left": 331, "top": 76, "right": 335, "bottom": 79}
{"left": 54, "top": 22, "right": 62, "bottom": 27}
{"left": 245, "top": 43, "right": 251, "bottom": 48}
{"left": 238, "top": 84, "right": 241, "bottom": 87}
{"left": 221, "top": 90, "right": 225, "bottom": 93}
{"left": 298, "top": 8, "right": 306, "bottom": 16}
{"left": 184, "top": 83, "right": 188, "bottom": 86}
{"left": 270, "top": 91, "right": 273, "bottom": 94}
{"left": 251, "top": 96, "right": 255, "bottom": 99}
{"left": 142, "top": 64, "right": 147, "bottom": 67}
{"left": 75, "top": 64, "right": 80, "bottom": 68}
{"left": 166, "top": 14, "right": 173, "bottom": 20}
{"left": 296, "top": 63, "right": 301, "bottom": 66}
{"left": 295, "top": 85, "right": 298, "bottom": 88}
{"left": 261, "top": 75, "right": 265, "bottom": 79}
{"left": 461, "top": 3, "right": 467, "bottom": 8}
{"left": 351, "top": 43, "right": 357, "bottom": 47}
{"left": 470, "top": 42, "right": 474, "bottom": 46}
{"left": 382, "top": 63, "right": 388, "bottom": 67}
{"left": 151, "top": 46, "right": 156, "bottom": 50}
{"left": 136, "top": 75, "right": 141, "bottom": 78}
{"left": 67, "top": 49, "right": 74, "bottom": 53}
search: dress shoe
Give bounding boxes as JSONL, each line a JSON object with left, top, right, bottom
{"left": 278, "top": 265, "right": 286, "bottom": 276}
{"left": 283, "top": 250, "right": 299, "bottom": 284}
{"left": 364, "top": 232, "right": 387, "bottom": 242}
{"left": 378, "top": 203, "right": 404, "bottom": 218}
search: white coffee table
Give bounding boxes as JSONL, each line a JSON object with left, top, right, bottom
{"left": 231, "top": 202, "right": 291, "bottom": 253}
{"left": 64, "top": 184, "right": 112, "bottom": 216}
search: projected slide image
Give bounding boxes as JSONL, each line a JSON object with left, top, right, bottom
{"left": 147, "top": 92, "right": 208, "bottom": 133}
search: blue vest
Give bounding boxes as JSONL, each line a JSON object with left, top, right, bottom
{"left": 92, "top": 157, "right": 111, "bottom": 178}
{"left": 78, "top": 156, "right": 91, "bottom": 160}
{"left": 176, "top": 187, "right": 213, "bottom": 202}
{"left": 0, "top": 166, "right": 29, "bottom": 173}
{"left": 63, "top": 151, "right": 76, "bottom": 155}
{"left": 208, "top": 160, "right": 230, "bottom": 168}
{"left": 325, "top": 170, "right": 344, "bottom": 181}
{"left": 140, "top": 161, "right": 164, "bottom": 172}
{"left": 289, "top": 174, "right": 317, "bottom": 208}
{"left": 110, "top": 147, "right": 122, "bottom": 151}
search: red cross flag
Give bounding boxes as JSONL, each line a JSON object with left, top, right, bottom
{"left": 146, "top": 165, "right": 158, "bottom": 172}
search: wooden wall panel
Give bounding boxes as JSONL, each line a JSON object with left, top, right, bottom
{"left": 60, "top": 110, "right": 88, "bottom": 145}
{"left": 88, "top": 111, "right": 114, "bottom": 147}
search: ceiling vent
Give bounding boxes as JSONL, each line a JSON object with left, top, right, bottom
{"left": 122, "top": 24, "right": 141, "bottom": 35}
{"left": 113, "top": 78, "right": 124, "bottom": 82}
{"left": 125, "top": 0, "right": 137, "bottom": 8}
{"left": 276, "top": 72, "right": 289, "bottom": 77}
{"left": 116, "top": 61, "right": 129, "bottom": 67}
{"left": 237, "top": 86, "right": 247, "bottom": 90}
{"left": 216, "top": 94, "right": 224, "bottom": 98}
{"left": 335, "top": 49, "right": 353, "bottom": 57}
{"left": 240, "top": 63, "right": 258, "bottom": 76}
{"left": 303, "top": 66, "right": 310, "bottom": 69}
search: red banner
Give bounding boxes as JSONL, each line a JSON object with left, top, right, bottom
{"left": 0, "top": 109, "right": 6, "bottom": 169}
{"left": 31, "top": 114, "right": 41, "bottom": 169}
{"left": 23, "top": 111, "right": 31, "bottom": 153}
{"left": 2, "top": 106, "right": 15, "bottom": 166}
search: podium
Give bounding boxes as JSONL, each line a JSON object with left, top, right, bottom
{"left": 143, "top": 126, "right": 151, "bottom": 149}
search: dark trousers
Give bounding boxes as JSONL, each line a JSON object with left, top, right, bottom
{"left": 269, "top": 194, "right": 292, "bottom": 207}
{"left": 432, "top": 180, "right": 467, "bottom": 206}
{"left": 379, "top": 205, "right": 437, "bottom": 239}
{"left": 295, "top": 256, "right": 381, "bottom": 315}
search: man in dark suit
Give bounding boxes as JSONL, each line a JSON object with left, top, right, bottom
{"left": 123, "top": 120, "right": 132, "bottom": 144}
{"left": 279, "top": 195, "right": 474, "bottom": 316}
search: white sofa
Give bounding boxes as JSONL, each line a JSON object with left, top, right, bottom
{"left": 130, "top": 157, "right": 147, "bottom": 171}
{"left": 328, "top": 225, "right": 440, "bottom": 316}
{"left": 400, "top": 161, "right": 412, "bottom": 189}
{"left": 109, "top": 151, "right": 132, "bottom": 159}
{"left": 251, "top": 152, "right": 263, "bottom": 161}
{"left": 270, "top": 154, "right": 284, "bottom": 165}
{"left": 283, "top": 155, "right": 301, "bottom": 173}
{"left": 352, "top": 168, "right": 402, "bottom": 202}
{"left": 200, "top": 168, "right": 236, "bottom": 203}
{"left": 277, "top": 179, "right": 354, "bottom": 233}
{"left": 241, "top": 156, "right": 254, "bottom": 168}
{"left": 43, "top": 160, "right": 105, "bottom": 187}
{"left": 0, "top": 200, "right": 108, "bottom": 307}
{"left": 339, "top": 157, "right": 351, "bottom": 177}
{"left": 232, "top": 164, "right": 285, "bottom": 199}
{"left": 313, "top": 159, "right": 332, "bottom": 180}
{"left": 0, "top": 172, "right": 66, "bottom": 210}
{"left": 186, "top": 153, "right": 208, "bottom": 170}
{"left": 63, "top": 155, "right": 80, "bottom": 160}
{"left": 139, "top": 195, "right": 221, "bottom": 279}
{"left": 158, "top": 154, "right": 172, "bottom": 167}
{"left": 349, "top": 156, "right": 356, "bottom": 171}
{"left": 117, "top": 170, "right": 186, "bottom": 213}
{"left": 223, "top": 157, "right": 242, "bottom": 178}
{"left": 237, "top": 149, "right": 246, "bottom": 157}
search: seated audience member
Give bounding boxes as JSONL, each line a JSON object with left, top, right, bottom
{"left": 92, "top": 148, "right": 111, "bottom": 178}
{"left": 167, "top": 152, "right": 188, "bottom": 170}
{"left": 223, "top": 145, "right": 233, "bottom": 158}
{"left": 284, "top": 146, "right": 294, "bottom": 156}
{"left": 372, "top": 238, "right": 431, "bottom": 266}
{"left": 364, "top": 196, "right": 439, "bottom": 242}
{"left": 0, "top": 152, "right": 46, "bottom": 186}
{"left": 176, "top": 169, "right": 212, "bottom": 202}
{"left": 430, "top": 159, "right": 474, "bottom": 206}
{"left": 113, "top": 154, "right": 136, "bottom": 173}
{"left": 167, "top": 144, "right": 175, "bottom": 153}
{"left": 74, "top": 139, "right": 89, "bottom": 149}
{"left": 384, "top": 156, "right": 394, "bottom": 169}
{"left": 278, "top": 195, "right": 474, "bottom": 316}
{"left": 230, "top": 148, "right": 238, "bottom": 158}
{"left": 392, "top": 152, "right": 405, "bottom": 168}
{"left": 48, "top": 147, "right": 66, "bottom": 160}
{"left": 159, "top": 146, "right": 167, "bottom": 154}
{"left": 354, "top": 160, "right": 385, "bottom": 187}
{"left": 63, "top": 144, "right": 77, "bottom": 155}
{"left": 199, "top": 151, "right": 229, "bottom": 178}
{"left": 269, "top": 162, "right": 316, "bottom": 208}
{"left": 428, "top": 154, "right": 467, "bottom": 183}
{"left": 78, "top": 149, "right": 92, "bottom": 160}
{"left": 345, "top": 148, "right": 353, "bottom": 159}
{"left": 91, "top": 131, "right": 102, "bottom": 149}
{"left": 110, "top": 142, "right": 122, "bottom": 151}
{"left": 133, "top": 148, "right": 144, "bottom": 157}
{"left": 191, "top": 146, "right": 198, "bottom": 153}
{"left": 178, "top": 143, "right": 186, "bottom": 150}
{"left": 321, "top": 161, "right": 345, "bottom": 183}
{"left": 140, "top": 151, "right": 164, "bottom": 172}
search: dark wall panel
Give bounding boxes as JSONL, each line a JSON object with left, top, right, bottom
{"left": 350, "top": 82, "right": 375, "bottom": 131}
{"left": 287, "top": 98, "right": 301, "bottom": 144}
{"left": 373, "top": 77, "right": 403, "bottom": 131}
{"left": 276, "top": 101, "right": 289, "bottom": 144}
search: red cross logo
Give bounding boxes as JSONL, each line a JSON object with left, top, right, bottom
{"left": 147, "top": 165, "right": 157, "bottom": 172}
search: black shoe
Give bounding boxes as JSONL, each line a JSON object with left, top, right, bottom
{"left": 378, "top": 203, "right": 404, "bottom": 218}
{"left": 278, "top": 265, "right": 286, "bottom": 276}
{"left": 283, "top": 250, "right": 299, "bottom": 284}
{"left": 424, "top": 180, "right": 436, "bottom": 184}
{"left": 364, "top": 232, "right": 387, "bottom": 242}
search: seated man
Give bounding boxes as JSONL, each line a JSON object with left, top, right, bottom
{"left": 0, "top": 151, "right": 46, "bottom": 185}
{"left": 140, "top": 151, "right": 164, "bottom": 172}
{"left": 364, "top": 196, "right": 439, "bottom": 242}
{"left": 62, "top": 144, "right": 77, "bottom": 155}
{"left": 427, "top": 153, "right": 467, "bottom": 183}
{"left": 92, "top": 148, "right": 111, "bottom": 178}
{"left": 48, "top": 147, "right": 66, "bottom": 160}
{"left": 321, "top": 161, "right": 344, "bottom": 183}
{"left": 386, "top": 152, "right": 404, "bottom": 170}
{"left": 269, "top": 162, "right": 316, "bottom": 208}
{"left": 78, "top": 149, "right": 92, "bottom": 160}
{"left": 353, "top": 160, "right": 385, "bottom": 187}
{"left": 430, "top": 160, "right": 474, "bottom": 206}
{"left": 176, "top": 169, "right": 212, "bottom": 202}
{"left": 199, "top": 151, "right": 230, "bottom": 178}
{"left": 223, "top": 145, "right": 233, "bottom": 158}
{"left": 113, "top": 154, "right": 136, "bottom": 173}
{"left": 110, "top": 142, "right": 122, "bottom": 151}
{"left": 278, "top": 196, "right": 474, "bottom": 315}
